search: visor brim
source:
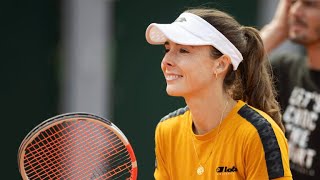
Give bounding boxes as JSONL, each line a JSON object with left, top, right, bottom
{"left": 146, "top": 23, "right": 211, "bottom": 46}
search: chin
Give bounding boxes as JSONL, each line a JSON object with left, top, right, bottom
{"left": 166, "top": 90, "right": 179, "bottom": 97}
{"left": 166, "top": 87, "right": 183, "bottom": 97}
{"left": 289, "top": 32, "right": 308, "bottom": 44}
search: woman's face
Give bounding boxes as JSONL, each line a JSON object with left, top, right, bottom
{"left": 161, "top": 40, "right": 217, "bottom": 97}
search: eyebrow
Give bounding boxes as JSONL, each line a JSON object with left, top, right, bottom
{"left": 164, "top": 41, "right": 195, "bottom": 48}
{"left": 302, "top": 0, "right": 320, "bottom": 4}
{"left": 165, "top": 41, "right": 180, "bottom": 45}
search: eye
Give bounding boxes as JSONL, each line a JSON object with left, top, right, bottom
{"left": 179, "top": 48, "right": 189, "bottom": 53}
{"left": 291, "top": 0, "right": 297, "bottom": 5}
{"left": 303, "top": 0, "right": 318, "bottom": 7}
{"left": 293, "top": 0, "right": 320, "bottom": 7}
{"left": 163, "top": 47, "right": 170, "bottom": 54}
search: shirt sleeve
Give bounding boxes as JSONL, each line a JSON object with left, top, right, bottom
{"left": 154, "top": 123, "right": 169, "bottom": 180}
{"left": 244, "top": 125, "right": 292, "bottom": 180}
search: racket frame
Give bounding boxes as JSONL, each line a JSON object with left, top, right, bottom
{"left": 18, "top": 112, "right": 138, "bottom": 180}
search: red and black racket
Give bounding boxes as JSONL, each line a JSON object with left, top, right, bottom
{"left": 18, "top": 112, "right": 138, "bottom": 180}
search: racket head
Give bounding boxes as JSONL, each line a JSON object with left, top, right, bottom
{"left": 18, "top": 112, "right": 137, "bottom": 180}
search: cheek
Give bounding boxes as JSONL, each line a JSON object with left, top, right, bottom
{"left": 187, "top": 66, "right": 213, "bottom": 85}
{"left": 316, "top": 26, "right": 320, "bottom": 38}
{"left": 196, "top": 61, "right": 214, "bottom": 77}
{"left": 312, "top": 16, "right": 320, "bottom": 36}
{"left": 307, "top": 12, "right": 320, "bottom": 29}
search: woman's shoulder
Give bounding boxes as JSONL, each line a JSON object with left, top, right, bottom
{"left": 236, "top": 103, "right": 285, "bottom": 139}
{"left": 160, "top": 106, "right": 189, "bottom": 122}
{"left": 155, "top": 106, "right": 190, "bottom": 137}
{"left": 156, "top": 106, "right": 190, "bottom": 129}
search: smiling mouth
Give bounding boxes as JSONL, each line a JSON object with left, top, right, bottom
{"left": 165, "top": 74, "right": 183, "bottom": 81}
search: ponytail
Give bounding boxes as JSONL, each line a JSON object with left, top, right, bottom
{"left": 237, "top": 26, "right": 284, "bottom": 132}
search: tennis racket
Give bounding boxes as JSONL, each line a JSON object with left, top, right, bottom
{"left": 18, "top": 112, "right": 138, "bottom": 180}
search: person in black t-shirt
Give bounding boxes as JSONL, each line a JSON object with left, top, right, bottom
{"left": 260, "top": 0, "right": 320, "bottom": 179}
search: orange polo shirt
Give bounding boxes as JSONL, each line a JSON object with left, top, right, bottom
{"left": 154, "top": 100, "right": 292, "bottom": 180}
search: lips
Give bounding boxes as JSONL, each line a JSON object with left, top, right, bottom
{"left": 164, "top": 72, "right": 183, "bottom": 81}
{"left": 165, "top": 74, "right": 183, "bottom": 80}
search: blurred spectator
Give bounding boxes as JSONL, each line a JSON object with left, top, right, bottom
{"left": 260, "top": 0, "right": 320, "bottom": 178}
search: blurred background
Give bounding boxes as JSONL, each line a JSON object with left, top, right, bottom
{"left": 2, "top": 0, "right": 300, "bottom": 179}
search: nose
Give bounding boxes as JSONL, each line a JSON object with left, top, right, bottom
{"left": 161, "top": 53, "right": 175, "bottom": 68}
{"left": 290, "top": 1, "right": 303, "bottom": 18}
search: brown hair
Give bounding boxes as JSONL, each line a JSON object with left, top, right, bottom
{"left": 186, "top": 8, "right": 284, "bottom": 132}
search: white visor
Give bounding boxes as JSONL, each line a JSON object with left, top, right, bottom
{"left": 145, "top": 12, "right": 243, "bottom": 70}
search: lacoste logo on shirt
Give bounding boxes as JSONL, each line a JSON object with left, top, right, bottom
{"left": 216, "top": 166, "right": 238, "bottom": 174}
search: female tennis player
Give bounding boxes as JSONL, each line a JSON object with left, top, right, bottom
{"left": 145, "top": 8, "right": 292, "bottom": 179}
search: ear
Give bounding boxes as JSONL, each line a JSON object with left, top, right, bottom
{"left": 215, "top": 55, "right": 232, "bottom": 74}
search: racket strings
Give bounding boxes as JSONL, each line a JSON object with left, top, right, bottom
{"left": 26, "top": 121, "right": 129, "bottom": 179}
{"left": 24, "top": 121, "right": 131, "bottom": 179}
{"left": 24, "top": 121, "right": 79, "bottom": 179}
{"left": 27, "top": 128, "right": 128, "bottom": 180}
{"left": 23, "top": 120, "right": 133, "bottom": 179}
{"left": 25, "top": 121, "right": 94, "bottom": 179}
